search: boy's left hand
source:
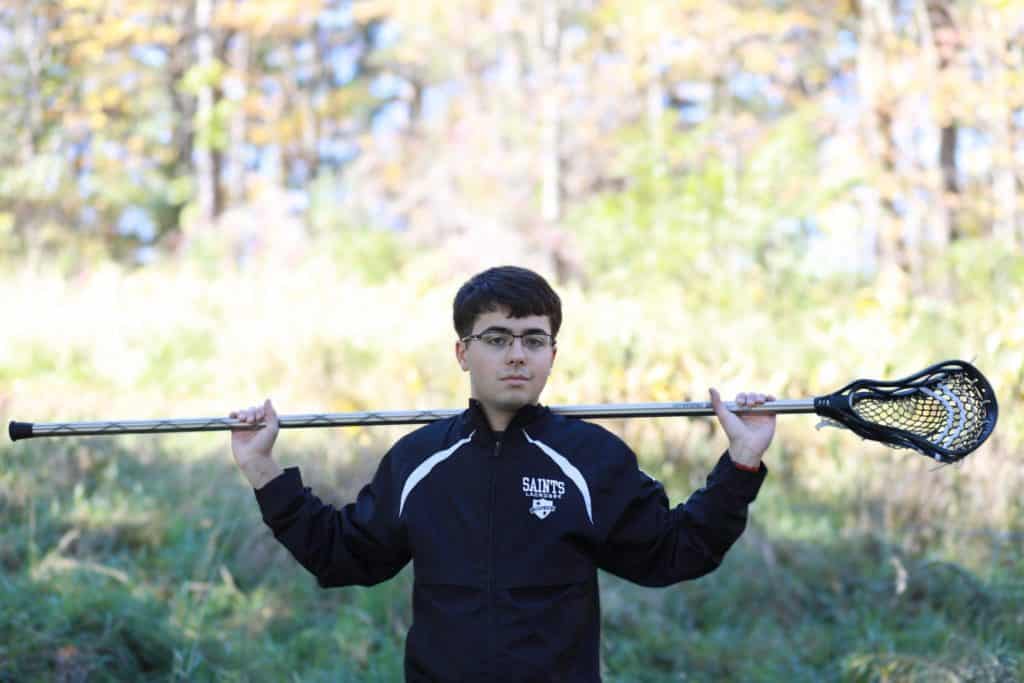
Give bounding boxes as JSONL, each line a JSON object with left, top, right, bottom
{"left": 709, "top": 388, "right": 777, "bottom": 470}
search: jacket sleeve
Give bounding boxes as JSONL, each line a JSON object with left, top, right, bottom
{"left": 254, "top": 450, "right": 410, "bottom": 588}
{"left": 593, "top": 443, "right": 766, "bottom": 587}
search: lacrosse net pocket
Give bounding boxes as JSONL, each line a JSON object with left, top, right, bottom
{"left": 813, "top": 360, "right": 998, "bottom": 463}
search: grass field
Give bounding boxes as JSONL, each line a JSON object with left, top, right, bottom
{"left": 2, "top": 258, "right": 1021, "bottom": 681}
{"left": 2, "top": 431, "right": 1020, "bottom": 682}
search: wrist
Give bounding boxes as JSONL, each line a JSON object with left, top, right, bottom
{"left": 731, "top": 458, "right": 761, "bottom": 472}
{"left": 240, "top": 457, "right": 283, "bottom": 490}
{"left": 728, "top": 448, "right": 762, "bottom": 471}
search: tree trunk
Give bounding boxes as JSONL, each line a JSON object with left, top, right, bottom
{"left": 226, "top": 30, "right": 248, "bottom": 205}
{"left": 194, "top": 0, "right": 224, "bottom": 224}
{"left": 858, "top": 0, "right": 905, "bottom": 277}
{"left": 915, "top": 0, "right": 956, "bottom": 254}
{"left": 972, "top": 5, "right": 1018, "bottom": 247}
{"left": 539, "top": 0, "right": 563, "bottom": 226}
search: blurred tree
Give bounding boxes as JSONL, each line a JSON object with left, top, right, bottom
{"left": 851, "top": 0, "right": 1023, "bottom": 291}
{"left": 0, "top": 0, "right": 1020, "bottom": 278}
{"left": 0, "top": 0, "right": 195, "bottom": 267}
{"left": 192, "top": 0, "right": 224, "bottom": 224}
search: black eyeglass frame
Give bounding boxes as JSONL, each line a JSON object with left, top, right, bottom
{"left": 460, "top": 330, "right": 557, "bottom": 351}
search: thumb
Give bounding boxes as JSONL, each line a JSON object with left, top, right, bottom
{"left": 263, "top": 398, "right": 279, "bottom": 426}
{"left": 709, "top": 387, "right": 727, "bottom": 420}
{"left": 709, "top": 388, "right": 739, "bottom": 432}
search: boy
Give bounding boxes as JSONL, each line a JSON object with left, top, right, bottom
{"left": 230, "top": 265, "right": 774, "bottom": 681}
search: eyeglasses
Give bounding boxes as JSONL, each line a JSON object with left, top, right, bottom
{"left": 461, "top": 331, "right": 556, "bottom": 352}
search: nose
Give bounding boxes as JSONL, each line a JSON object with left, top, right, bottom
{"left": 505, "top": 337, "right": 528, "bottom": 362}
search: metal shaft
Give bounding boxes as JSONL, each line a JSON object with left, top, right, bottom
{"left": 9, "top": 399, "right": 816, "bottom": 441}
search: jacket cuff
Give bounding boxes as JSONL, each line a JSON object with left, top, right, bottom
{"left": 253, "top": 466, "right": 305, "bottom": 523}
{"left": 713, "top": 451, "right": 767, "bottom": 503}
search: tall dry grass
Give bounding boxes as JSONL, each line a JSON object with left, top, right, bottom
{"left": 3, "top": 247, "right": 1021, "bottom": 555}
{"left": 2, "top": 242, "right": 1022, "bottom": 680}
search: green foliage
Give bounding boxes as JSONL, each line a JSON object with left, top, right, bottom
{"left": 327, "top": 228, "right": 409, "bottom": 285}
{"left": 180, "top": 61, "right": 228, "bottom": 97}
{"left": 308, "top": 172, "right": 410, "bottom": 284}
{"left": 2, "top": 93, "right": 1022, "bottom": 683}
{"left": 567, "top": 107, "right": 850, "bottom": 301}
{"left": 0, "top": 438, "right": 416, "bottom": 682}
{"left": 2, "top": 1, "right": 1022, "bottom": 675}
{"left": 3, "top": 230, "right": 1022, "bottom": 678}
{"left": 2, "top": 297, "right": 1022, "bottom": 680}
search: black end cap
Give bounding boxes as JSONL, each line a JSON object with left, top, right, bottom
{"left": 9, "top": 421, "right": 33, "bottom": 442}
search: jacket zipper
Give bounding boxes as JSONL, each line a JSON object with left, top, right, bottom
{"left": 487, "top": 438, "right": 501, "bottom": 679}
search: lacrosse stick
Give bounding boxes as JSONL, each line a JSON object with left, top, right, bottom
{"left": 8, "top": 360, "right": 997, "bottom": 463}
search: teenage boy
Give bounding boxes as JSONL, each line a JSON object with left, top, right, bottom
{"left": 230, "top": 265, "right": 775, "bottom": 682}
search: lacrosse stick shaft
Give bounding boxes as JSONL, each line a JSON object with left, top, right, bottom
{"left": 9, "top": 399, "right": 814, "bottom": 441}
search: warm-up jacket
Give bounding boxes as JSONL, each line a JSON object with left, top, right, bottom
{"left": 254, "top": 399, "right": 767, "bottom": 682}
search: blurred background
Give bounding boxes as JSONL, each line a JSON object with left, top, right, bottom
{"left": 1, "top": 0, "right": 1022, "bottom": 680}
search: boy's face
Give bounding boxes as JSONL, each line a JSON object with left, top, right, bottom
{"left": 455, "top": 308, "right": 557, "bottom": 422}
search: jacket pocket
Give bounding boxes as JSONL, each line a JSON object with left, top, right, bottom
{"left": 406, "top": 581, "right": 489, "bottom": 682}
{"left": 495, "top": 578, "right": 601, "bottom": 682}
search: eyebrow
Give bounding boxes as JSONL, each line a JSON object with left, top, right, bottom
{"left": 477, "top": 325, "right": 552, "bottom": 336}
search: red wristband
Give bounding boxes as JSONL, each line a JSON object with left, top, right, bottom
{"left": 732, "top": 460, "right": 761, "bottom": 473}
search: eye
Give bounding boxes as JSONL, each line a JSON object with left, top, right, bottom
{"left": 482, "top": 333, "right": 510, "bottom": 347}
{"left": 524, "top": 335, "right": 548, "bottom": 350}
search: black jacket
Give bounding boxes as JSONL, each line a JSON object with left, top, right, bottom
{"left": 254, "top": 399, "right": 766, "bottom": 682}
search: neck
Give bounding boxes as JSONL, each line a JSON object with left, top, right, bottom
{"left": 480, "top": 403, "right": 515, "bottom": 433}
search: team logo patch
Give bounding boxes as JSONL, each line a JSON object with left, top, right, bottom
{"left": 523, "top": 476, "right": 565, "bottom": 520}
{"left": 530, "top": 498, "right": 556, "bottom": 519}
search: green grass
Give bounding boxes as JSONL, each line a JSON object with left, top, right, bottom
{"left": 2, "top": 243, "right": 1020, "bottom": 681}
{"left": 1, "top": 436, "right": 1020, "bottom": 682}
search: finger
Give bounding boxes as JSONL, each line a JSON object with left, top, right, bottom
{"left": 711, "top": 388, "right": 744, "bottom": 433}
{"left": 710, "top": 388, "right": 731, "bottom": 419}
{"left": 264, "top": 398, "right": 279, "bottom": 426}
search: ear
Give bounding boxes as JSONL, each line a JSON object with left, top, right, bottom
{"left": 455, "top": 339, "right": 469, "bottom": 371}
{"left": 546, "top": 344, "right": 557, "bottom": 379}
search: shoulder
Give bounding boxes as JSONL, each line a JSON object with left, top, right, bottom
{"left": 383, "top": 415, "right": 473, "bottom": 473}
{"left": 527, "top": 413, "right": 637, "bottom": 472}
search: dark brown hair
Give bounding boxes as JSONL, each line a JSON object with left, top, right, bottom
{"left": 453, "top": 266, "right": 562, "bottom": 338}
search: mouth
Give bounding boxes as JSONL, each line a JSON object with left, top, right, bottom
{"left": 501, "top": 376, "right": 530, "bottom": 382}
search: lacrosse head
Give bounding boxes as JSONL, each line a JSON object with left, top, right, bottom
{"left": 813, "top": 360, "right": 998, "bottom": 463}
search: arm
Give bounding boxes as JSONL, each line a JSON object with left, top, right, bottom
{"left": 229, "top": 399, "right": 410, "bottom": 587}
{"left": 254, "top": 456, "right": 411, "bottom": 587}
{"left": 594, "top": 389, "right": 773, "bottom": 586}
{"left": 594, "top": 447, "right": 765, "bottom": 586}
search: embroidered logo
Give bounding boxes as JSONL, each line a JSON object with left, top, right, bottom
{"left": 522, "top": 476, "right": 566, "bottom": 520}
{"left": 530, "top": 498, "right": 556, "bottom": 519}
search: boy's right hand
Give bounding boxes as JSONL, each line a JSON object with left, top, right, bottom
{"left": 229, "top": 398, "right": 283, "bottom": 489}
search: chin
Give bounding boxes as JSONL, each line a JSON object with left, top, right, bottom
{"left": 494, "top": 398, "right": 527, "bottom": 411}
{"left": 494, "top": 393, "right": 534, "bottom": 411}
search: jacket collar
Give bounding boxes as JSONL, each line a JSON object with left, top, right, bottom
{"left": 465, "top": 398, "right": 549, "bottom": 443}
